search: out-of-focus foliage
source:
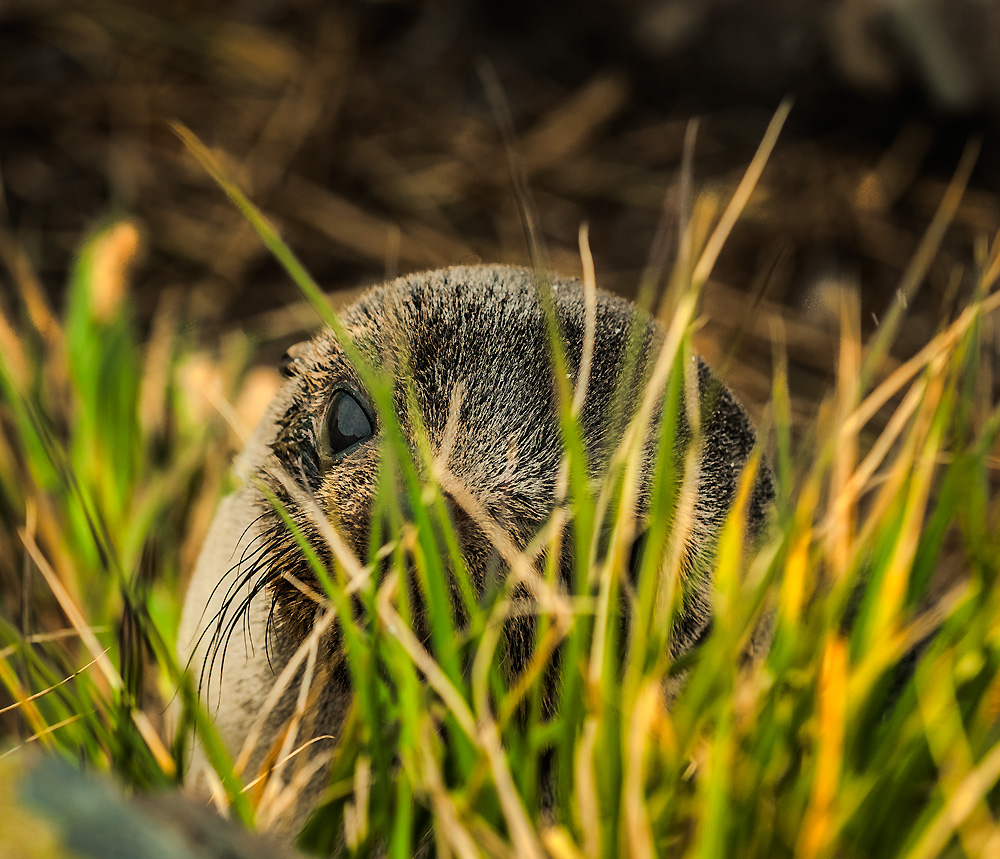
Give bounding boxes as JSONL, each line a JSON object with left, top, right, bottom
{"left": 4, "top": 122, "right": 999, "bottom": 854}
{"left": 2, "top": 2, "right": 1000, "bottom": 854}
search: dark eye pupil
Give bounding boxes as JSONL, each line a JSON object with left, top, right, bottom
{"left": 327, "top": 391, "right": 372, "bottom": 456}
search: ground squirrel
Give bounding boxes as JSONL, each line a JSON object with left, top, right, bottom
{"left": 178, "top": 264, "right": 773, "bottom": 831}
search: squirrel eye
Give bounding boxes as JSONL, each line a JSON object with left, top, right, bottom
{"left": 325, "top": 390, "right": 373, "bottom": 458}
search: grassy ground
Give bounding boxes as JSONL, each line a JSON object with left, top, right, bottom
{"left": 2, "top": 109, "right": 1000, "bottom": 857}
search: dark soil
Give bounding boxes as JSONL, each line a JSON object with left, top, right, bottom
{"left": 2, "top": 0, "right": 999, "bottom": 427}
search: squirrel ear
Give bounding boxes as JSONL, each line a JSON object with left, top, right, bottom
{"left": 278, "top": 341, "right": 310, "bottom": 378}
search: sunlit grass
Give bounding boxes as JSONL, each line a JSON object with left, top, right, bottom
{"left": 2, "top": 123, "right": 1000, "bottom": 858}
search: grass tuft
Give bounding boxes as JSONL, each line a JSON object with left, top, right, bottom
{"left": 2, "top": 126, "right": 1000, "bottom": 857}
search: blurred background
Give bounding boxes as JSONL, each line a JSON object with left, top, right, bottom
{"left": 2, "top": 0, "right": 1000, "bottom": 424}
{"left": 1, "top": 3, "right": 1000, "bottom": 836}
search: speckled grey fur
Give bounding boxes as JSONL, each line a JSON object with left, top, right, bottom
{"left": 178, "top": 265, "right": 772, "bottom": 834}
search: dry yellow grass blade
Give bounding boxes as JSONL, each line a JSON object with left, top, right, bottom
{"left": 846, "top": 583, "right": 968, "bottom": 719}
{"left": 478, "top": 717, "right": 546, "bottom": 859}
{"left": 712, "top": 449, "right": 763, "bottom": 615}
{"left": 0, "top": 653, "right": 104, "bottom": 718}
{"left": 342, "top": 756, "right": 372, "bottom": 850}
{"left": 0, "top": 713, "right": 85, "bottom": 758}
{"left": 574, "top": 718, "right": 600, "bottom": 859}
{"left": 588, "top": 99, "right": 791, "bottom": 644}
{"left": 89, "top": 221, "right": 141, "bottom": 324}
{"left": 623, "top": 681, "right": 660, "bottom": 859}
{"left": 0, "top": 628, "right": 112, "bottom": 659}
{"left": 0, "top": 302, "right": 30, "bottom": 389}
{"left": 269, "top": 467, "right": 370, "bottom": 595}
{"left": 0, "top": 658, "right": 49, "bottom": 742}
{"left": 778, "top": 479, "right": 819, "bottom": 626}
{"left": 379, "top": 542, "right": 565, "bottom": 859}
{"left": 982, "top": 231, "right": 1000, "bottom": 292}
{"left": 904, "top": 733, "right": 1000, "bottom": 859}
{"left": 916, "top": 652, "right": 997, "bottom": 857}
{"left": 867, "top": 365, "right": 947, "bottom": 644}
{"left": 691, "top": 98, "right": 792, "bottom": 287}
{"left": 234, "top": 611, "right": 337, "bottom": 778}
{"left": 0, "top": 233, "right": 61, "bottom": 348}
{"left": 375, "top": 575, "right": 477, "bottom": 742}
{"left": 257, "top": 613, "right": 323, "bottom": 818}
{"left": 847, "top": 288, "right": 1000, "bottom": 436}
{"left": 838, "top": 374, "right": 927, "bottom": 531}
{"left": 589, "top": 287, "right": 699, "bottom": 690}
{"left": 261, "top": 748, "right": 336, "bottom": 832}
{"left": 240, "top": 734, "right": 338, "bottom": 795}
{"left": 571, "top": 224, "right": 598, "bottom": 419}
{"left": 418, "top": 720, "right": 483, "bottom": 859}
{"left": 19, "top": 529, "right": 175, "bottom": 776}
{"left": 542, "top": 826, "right": 588, "bottom": 859}
{"left": 433, "top": 464, "right": 572, "bottom": 621}
{"left": 796, "top": 635, "right": 848, "bottom": 859}
{"left": 829, "top": 290, "right": 862, "bottom": 581}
